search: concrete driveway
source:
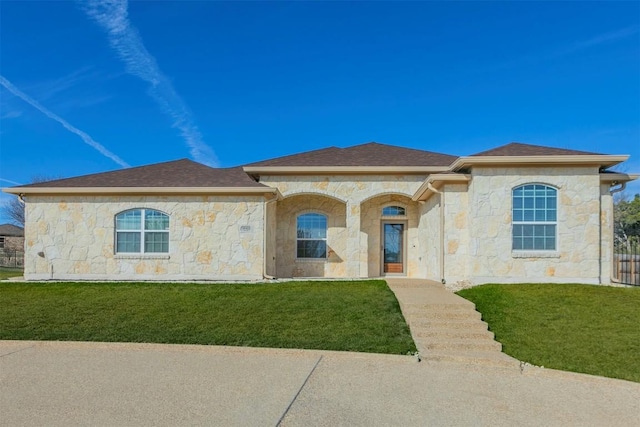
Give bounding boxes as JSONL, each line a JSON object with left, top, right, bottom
{"left": 1, "top": 341, "right": 638, "bottom": 426}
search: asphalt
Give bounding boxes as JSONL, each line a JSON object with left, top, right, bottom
{"left": 1, "top": 340, "right": 639, "bottom": 426}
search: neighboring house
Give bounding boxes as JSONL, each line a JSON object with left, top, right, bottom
{"left": 0, "top": 223, "right": 24, "bottom": 252}
{"left": 3, "top": 142, "right": 638, "bottom": 287}
{"left": 0, "top": 223, "right": 25, "bottom": 268}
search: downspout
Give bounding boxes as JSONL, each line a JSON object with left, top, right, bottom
{"left": 427, "top": 183, "right": 446, "bottom": 284}
{"left": 609, "top": 182, "right": 626, "bottom": 284}
{"left": 263, "top": 196, "right": 277, "bottom": 280}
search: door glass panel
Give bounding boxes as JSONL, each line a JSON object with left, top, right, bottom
{"left": 383, "top": 223, "right": 404, "bottom": 272}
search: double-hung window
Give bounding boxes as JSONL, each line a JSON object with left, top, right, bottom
{"left": 296, "top": 213, "right": 327, "bottom": 259}
{"left": 512, "top": 184, "right": 557, "bottom": 251}
{"left": 115, "top": 209, "right": 169, "bottom": 254}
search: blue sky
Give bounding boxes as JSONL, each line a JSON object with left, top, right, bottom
{"left": 1, "top": 1, "right": 639, "bottom": 223}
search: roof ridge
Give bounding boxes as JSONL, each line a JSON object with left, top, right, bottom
{"left": 471, "top": 142, "right": 603, "bottom": 157}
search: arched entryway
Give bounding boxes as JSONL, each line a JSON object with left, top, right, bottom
{"left": 360, "top": 194, "right": 419, "bottom": 277}
{"left": 274, "top": 193, "right": 347, "bottom": 278}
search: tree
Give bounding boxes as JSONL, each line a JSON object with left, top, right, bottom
{"left": 1, "top": 176, "right": 60, "bottom": 227}
{"left": 3, "top": 196, "right": 25, "bottom": 226}
{"left": 614, "top": 193, "right": 640, "bottom": 249}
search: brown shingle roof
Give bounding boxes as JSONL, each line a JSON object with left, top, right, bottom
{"left": 0, "top": 224, "right": 24, "bottom": 237}
{"left": 244, "top": 142, "right": 458, "bottom": 167}
{"left": 13, "top": 159, "right": 267, "bottom": 188}
{"left": 471, "top": 142, "right": 603, "bottom": 157}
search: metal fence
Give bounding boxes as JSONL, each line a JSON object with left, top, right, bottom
{"left": 0, "top": 249, "right": 24, "bottom": 268}
{"left": 613, "top": 242, "right": 640, "bottom": 286}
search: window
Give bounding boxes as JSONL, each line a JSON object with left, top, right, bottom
{"left": 115, "top": 209, "right": 169, "bottom": 254}
{"left": 512, "top": 184, "right": 557, "bottom": 251}
{"left": 296, "top": 213, "right": 327, "bottom": 258}
{"left": 382, "top": 206, "right": 405, "bottom": 216}
{"left": 0, "top": 237, "right": 4, "bottom": 249}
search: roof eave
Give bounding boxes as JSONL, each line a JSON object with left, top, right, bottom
{"left": 450, "top": 155, "right": 629, "bottom": 171}
{"left": 2, "top": 186, "right": 278, "bottom": 196}
{"left": 599, "top": 173, "right": 640, "bottom": 183}
{"left": 412, "top": 174, "right": 471, "bottom": 201}
{"left": 242, "top": 166, "right": 451, "bottom": 175}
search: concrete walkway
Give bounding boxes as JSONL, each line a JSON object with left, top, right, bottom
{"left": 1, "top": 340, "right": 639, "bottom": 426}
{"left": 386, "top": 278, "right": 519, "bottom": 367}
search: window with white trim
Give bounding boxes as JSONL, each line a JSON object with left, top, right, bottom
{"left": 115, "top": 209, "right": 169, "bottom": 254}
{"left": 382, "top": 206, "right": 405, "bottom": 216}
{"left": 512, "top": 184, "right": 557, "bottom": 251}
{"left": 296, "top": 213, "right": 327, "bottom": 259}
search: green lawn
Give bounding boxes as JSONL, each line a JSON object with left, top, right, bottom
{"left": 0, "top": 280, "right": 416, "bottom": 355}
{"left": 458, "top": 284, "right": 640, "bottom": 382}
{"left": 0, "top": 267, "right": 23, "bottom": 280}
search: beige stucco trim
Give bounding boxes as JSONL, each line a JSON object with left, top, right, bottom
{"left": 599, "top": 173, "right": 639, "bottom": 183}
{"left": 2, "top": 186, "right": 280, "bottom": 196}
{"left": 412, "top": 174, "right": 471, "bottom": 201}
{"left": 243, "top": 166, "right": 450, "bottom": 175}
{"left": 450, "top": 155, "right": 628, "bottom": 171}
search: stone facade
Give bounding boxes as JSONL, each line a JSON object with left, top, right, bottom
{"left": 0, "top": 235, "right": 24, "bottom": 252}
{"left": 18, "top": 166, "right": 618, "bottom": 285}
{"left": 460, "top": 166, "right": 604, "bottom": 285}
{"left": 261, "top": 174, "right": 426, "bottom": 278}
{"left": 23, "top": 195, "right": 266, "bottom": 280}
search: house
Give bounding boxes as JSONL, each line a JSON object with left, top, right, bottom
{"left": 0, "top": 223, "right": 24, "bottom": 252}
{"left": 3, "top": 142, "right": 638, "bottom": 288}
{"left": 0, "top": 223, "right": 25, "bottom": 268}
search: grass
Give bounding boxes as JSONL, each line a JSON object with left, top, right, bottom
{"left": 457, "top": 283, "right": 640, "bottom": 382}
{"left": 0, "top": 280, "right": 416, "bottom": 355}
{"left": 0, "top": 267, "right": 23, "bottom": 280}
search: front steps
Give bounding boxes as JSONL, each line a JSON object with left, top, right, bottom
{"left": 386, "top": 279, "right": 519, "bottom": 368}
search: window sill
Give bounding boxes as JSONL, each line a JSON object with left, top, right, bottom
{"left": 115, "top": 254, "right": 171, "bottom": 260}
{"left": 512, "top": 251, "right": 560, "bottom": 259}
{"left": 295, "top": 258, "right": 327, "bottom": 263}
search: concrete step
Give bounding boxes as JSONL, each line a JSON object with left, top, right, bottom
{"left": 416, "top": 329, "right": 495, "bottom": 340}
{"left": 409, "top": 319, "right": 489, "bottom": 331}
{"left": 421, "top": 339, "right": 502, "bottom": 352}
{"left": 401, "top": 302, "right": 475, "bottom": 312}
{"left": 404, "top": 309, "right": 482, "bottom": 321}
{"left": 422, "top": 350, "right": 519, "bottom": 369}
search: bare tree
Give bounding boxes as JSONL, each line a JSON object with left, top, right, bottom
{"left": 2, "top": 175, "right": 61, "bottom": 227}
{"left": 3, "top": 196, "right": 25, "bottom": 226}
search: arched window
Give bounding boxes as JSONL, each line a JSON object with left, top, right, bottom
{"left": 296, "top": 213, "right": 327, "bottom": 259}
{"left": 512, "top": 184, "right": 557, "bottom": 251}
{"left": 115, "top": 209, "right": 169, "bottom": 254}
{"left": 382, "top": 206, "right": 405, "bottom": 216}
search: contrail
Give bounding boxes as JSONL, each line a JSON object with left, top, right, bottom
{"left": 0, "top": 75, "right": 130, "bottom": 168}
{"left": 0, "top": 178, "right": 23, "bottom": 185}
{"left": 82, "top": 0, "right": 220, "bottom": 167}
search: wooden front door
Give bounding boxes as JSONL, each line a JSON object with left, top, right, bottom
{"left": 382, "top": 222, "right": 405, "bottom": 274}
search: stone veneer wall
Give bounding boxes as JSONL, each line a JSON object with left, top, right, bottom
{"left": 23, "top": 195, "right": 266, "bottom": 280}
{"left": 1, "top": 235, "right": 24, "bottom": 251}
{"left": 599, "top": 183, "right": 614, "bottom": 283}
{"left": 261, "top": 174, "right": 427, "bottom": 277}
{"left": 464, "top": 166, "right": 603, "bottom": 285}
{"left": 418, "top": 193, "right": 441, "bottom": 282}
{"left": 265, "top": 199, "right": 277, "bottom": 277}
{"left": 442, "top": 183, "right": 471, "bottom": 286}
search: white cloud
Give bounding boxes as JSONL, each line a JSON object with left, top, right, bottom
{"left": 0, "top": 75, "right": 130, "bottom": 168}
{"left": 82, "top": 0, "right": 220, "bottom": 167}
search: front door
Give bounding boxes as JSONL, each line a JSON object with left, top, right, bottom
{"left": 382, "top": 222, "right": 405, "bottom": 274}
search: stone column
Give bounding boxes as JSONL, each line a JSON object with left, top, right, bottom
{"left": 346, "top": 201, "right": 365, "bottom": 277}
{"left": 600, "top": 184, "right": 613, "bottom": 284}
